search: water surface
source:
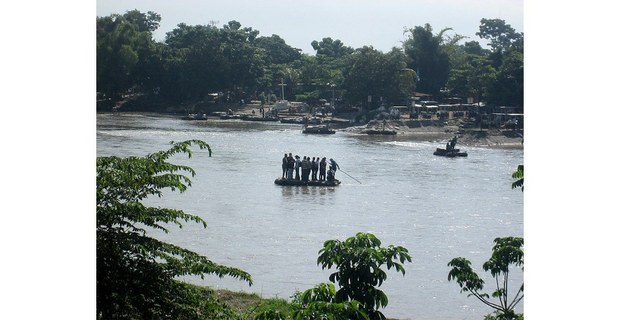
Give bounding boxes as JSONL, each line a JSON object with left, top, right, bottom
{"left": 97, "top": 113, "right": 523, "bottom": 320}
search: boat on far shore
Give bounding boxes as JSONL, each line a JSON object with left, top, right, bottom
{"left": 274, "top": 178, "right": 341, "bottom": 186}
{"left": 181, "top": 113, "right": 208, "bottom": 120}
{"left": 302, "top": 124, "right": 335, "bottom": 134}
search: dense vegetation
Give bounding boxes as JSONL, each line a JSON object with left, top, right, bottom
{"left": 97, "top": 10, "right": 523, "bottom": 113}
{"left": 97, "top": 140, "right": 253, "bottom": 319}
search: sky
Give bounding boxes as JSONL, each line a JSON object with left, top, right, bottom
{"left": 96, "top": 0, "right": 523, "bottom": 54}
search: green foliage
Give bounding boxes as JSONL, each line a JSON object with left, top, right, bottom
{"left": 403, "top": 23, "right": 451, "bottom": 95}
{"left": 311, "top": 37, "right": 354, "bottom": 58}
{"left": 511, "top": 165, "right": 524, "bottom": 191}
{"left": 251, "top": 299, "right": 293, "bottom": 320}
{"left": 97, "top": 140, "right": 252, "bottom": 319}
{"left": 476, "top": 19, "right": 523, "bottom": 53}
{"left": 255, "top": 34, "right": 302, "bottom": 65}
{"left": 317, "top": 232, "right": 412, "bottom": 320}
{"left": 97, "top": 10, "right": 523, "bottom": 115}
{"left": 287, "top": 283, "right": 368, "bottom": 320}
{"left": 341, "top": 47, "right": 411, "bottom": 108}
{"left": 97, "top": 10, "right": 161, "bottom": 105}
{"left": 448, "top": 237, "right": 524, "bottom": 320}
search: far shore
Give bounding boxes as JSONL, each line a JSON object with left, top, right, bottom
{"left": 104, "top": 101, "right": 524, "bottom": 150}
{"left": 231, "top": 103, "right": 524, "bottom": 149}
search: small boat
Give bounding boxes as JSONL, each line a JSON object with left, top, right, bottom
{"left": 302, "top": 124, "right": 335, "bottom": 134}
{"left": 274, "top": 178, "right": 341, "bottom": 186}
{"left": 433, "top": 148, "right": 468, "bottom": 157}
{"left": 182, "top": 113, "right": 208, "bottom": 120}
{"left": 434, "top": 136, "right": 467, "bottom": 157}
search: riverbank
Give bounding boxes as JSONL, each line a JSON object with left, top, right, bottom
{"left": 231, "top": 103, "right": 524, "bottom": 149}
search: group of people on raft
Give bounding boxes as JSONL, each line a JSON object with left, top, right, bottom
{"left": 281, "top": 153, "right": 340, "bottom": 183}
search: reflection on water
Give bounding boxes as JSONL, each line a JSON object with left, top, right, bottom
{"left": 97, "top": 113, "right": 523, "bottom": 320}
{"left": 280, "top": 185, "right": 337, "bottom": 197}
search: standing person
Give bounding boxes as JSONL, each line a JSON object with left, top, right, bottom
{"left": 294, "top": 155, "right": 301, "bottom": 180}
{"left": 301, "top": 156, "right": 311, "bottom": 183}
{"left": 329, "top": 158, "right": 340, "bottom": 179}
{"left": 311, "top": 157, "right": 319, "bottom": 181}
{"left": 281, "top": 153, "right": 288, "bottom": 178}
{"left": 287, "top": 153, "right": 295, "bottom": 180}
{"left": 319, "top": 157, "right": 327, "bottom": 181}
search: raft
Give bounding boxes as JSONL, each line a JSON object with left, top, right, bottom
{"left": 274, "top": 178, "right": 341, "bottom": 186}
{"left": 433, "top": 148, "right": 468, "bottom": 157}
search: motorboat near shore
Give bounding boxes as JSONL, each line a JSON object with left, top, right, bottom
{"left": 434, "top": 135, "right": 467, "bottom": 157}
{"left": 274, "top": 178, "right": 341, "bottom": 186}
{"left": 302, "top": 124, "right": 335, "bottom": 134}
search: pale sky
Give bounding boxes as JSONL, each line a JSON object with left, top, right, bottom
{"left": 96, "top": 0, "right": 523, "bottom": 54}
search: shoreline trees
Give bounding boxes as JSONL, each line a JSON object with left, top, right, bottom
{"left": 97, "top": 10, "right": 523, "bottom": 114}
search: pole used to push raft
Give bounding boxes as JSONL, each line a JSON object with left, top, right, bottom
{"left": 339, "top": 169, "right": 362, "bottom": 184}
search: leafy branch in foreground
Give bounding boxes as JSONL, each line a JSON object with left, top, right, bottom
{"left": 97, "top": 140, "right": 252, "bottom": 319}
{"left": 511, "top": 164, "right": 523, "bottom": 191}
{"left": 316, "top": 232, "right": 412, "bottom": 320}
{"left": 448, "top": 237, "right": 523, "bottom": 320}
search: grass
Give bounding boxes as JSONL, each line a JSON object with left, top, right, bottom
{"left": 214, "top": 289, "right": 294, "bottom": 319}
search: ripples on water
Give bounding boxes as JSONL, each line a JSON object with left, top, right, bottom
{"left": 97, "top": 113, "right": 523, "bottom": 320}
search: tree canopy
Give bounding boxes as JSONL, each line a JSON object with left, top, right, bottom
{"left": 97, "top": 11, "right": 523, "bottom": 113}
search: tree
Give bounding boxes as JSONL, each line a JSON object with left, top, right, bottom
{"left": 255, "top": 34, "right": 302, "bottom": 65}
{"left": 402, "top": 24, "right": 452, "bottom": 96}
{"left": 486, "top": 47, "right": 524, "bottom": 111}
{"left": 288, "top": 283, "right": 369, "bottom": 320}
{"left": 97, "top": 10, "right": 161, "bottom": 107}
{"left": 512, "top": 165, "right": 524, "bottom": 191}
{"left": 448, "top": 237, "right": 524, "bottom": 320}
{"left": 476, "top": 19, "right": 522, "bottom": 54}
{"left": 341, "top": 46, "right": 411, "bottom": 109}
{"left": 447, "top": 54, "right": 496, "bottom": 103}
{"left": 97, "top": 140, "right": 252, "bottom": 319}
{"left": 311, "top": 37, "right": 354, "bottom": 58}
{"left": 317, "top": 232, "right": 412, "bottom": 320}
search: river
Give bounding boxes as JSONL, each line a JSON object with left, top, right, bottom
{"left": 97, "top": 112, "right": 523, "bottom": 320}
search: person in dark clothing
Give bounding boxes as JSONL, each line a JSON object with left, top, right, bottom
{"left": 327, "top": 168, "right": 335, "bottom": 182}
{"left": 319, "top": 157, "right": 327, "bottom": 181}
{"left": 286, "top": 153, "right": 295, "bottom": 179}
{"left": 311, "top": 157, "right": 319, "bottom": 181}
{"left": 282, "top": 153, "right": 287, "bottom": 178}
{"left": 301, "top": 156, "right": 311, "bottom": 183}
